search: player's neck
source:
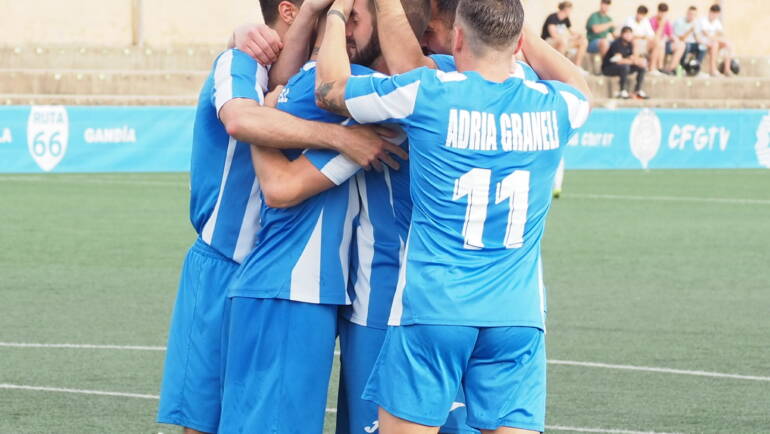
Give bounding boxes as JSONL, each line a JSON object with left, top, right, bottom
{"left": 370, "top": 56, "right": 390, "bottom": 75}
{"left": 455, "top": 52, "right": 512, "bottom": 83}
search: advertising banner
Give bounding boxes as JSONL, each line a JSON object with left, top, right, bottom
{"left": 0, "top": 106, "right": 769, "bottom": 173}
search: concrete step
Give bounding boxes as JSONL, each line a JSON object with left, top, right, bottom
{"left": 0, "top": 93, "right": 199, "bottom": 106}
{"left": 0, "top": 69, "right": 208, "bottom": 96}
{"left": 0, "top": 45, "right": 223, "bottom": 71}
{"left": 587, "top": 75, "right": 770, "bottom": 100}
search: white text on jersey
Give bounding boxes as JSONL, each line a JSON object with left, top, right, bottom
{"left": 445, "top": 109, "right": 560, "bottom": 152}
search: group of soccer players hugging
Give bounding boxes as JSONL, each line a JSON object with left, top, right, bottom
{"left": 156, "top": 0, "right": 591, "bottom": 433}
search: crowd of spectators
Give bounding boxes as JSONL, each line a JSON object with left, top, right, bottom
{"left": 541, "top": 0, "right": 735, "bottom": 99}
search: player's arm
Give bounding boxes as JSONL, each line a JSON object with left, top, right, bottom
{"left": 249, "top": 147, "right": 336, "bottom": 208}
{"left": 266, "top": 0, "right": 335, "bottom": 88}
{"left": 220, "top": 100, "right": 404, "bottom": 170}
{"left": 373, "top": 0, "right": 436, "bottom": 73}
{"left": 315, "top": 0, "right": 354, "bottom": 117}
{"left": 520, "top": 27, "right": 592, "bottom": 104}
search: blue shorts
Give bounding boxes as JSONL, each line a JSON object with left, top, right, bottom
{"left": 588, "top": 38, "right": 603, "bottom": 53}
{"left": 219, "top": 297, "right": 338, "bottom": 434}
{"left": 157, "top": 238, "right": 238, "bottom": 433}
{"left": 336, "top": 320, "right": 478, "bottom": 434}
{"left": 363, "top": 325, "right": 546, "bottom": 432}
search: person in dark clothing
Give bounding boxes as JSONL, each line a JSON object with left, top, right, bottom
{"left": 541, "top": 1, "right": 588, "bottom": 70}
{"left": 602, "top": 26, "right": 649, "bottom": 99}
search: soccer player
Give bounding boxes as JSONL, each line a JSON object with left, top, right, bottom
{"left": 155, "top": 1, "right": 401, "bottom": 433}
{"left": 316, "top": 0, "right": 591, "bottom": 433}
{"left": 215, "top": 1, "right": 410, "bottom": 432}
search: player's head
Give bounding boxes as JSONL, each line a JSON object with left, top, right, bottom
{"left": 453, "top": 0, "right": 524, "bottom": 59}
{"left": 422, "top": 0, "right": 459, "bottom": 55}
{"left": 709, "top": 4, "right": 720, "bottom": 19}
{"left": 599, "top": 0, "right": 611, "bottom": 14}
{"left": 656, "top": 2, "right": 668, "bottom": 18}
{"left": 346, "top": 0, "right": 432, "bottom": 66}
{"left": 260, "top": 0, "right": 304, "bottom": 36}
{"left": 686, "top": 5, "right": 698, "bottom": 22}
{"left": 558, "top": 1, "right": 573, "bottom": 16}
{"left": 620, "top": 25, "right": 634, "bottom": 42}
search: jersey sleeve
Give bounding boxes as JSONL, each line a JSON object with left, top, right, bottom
{"left": 344, "top": 68, "right": 426, "bottom": 127}
{"left": 545, "top": 81, "right": 591, "bottom": 141}
{"left": 303, "top": 149, "right": 361, "bottom": 186}
{"left": 211, "top": 49, "right": 268, "bottom": 118}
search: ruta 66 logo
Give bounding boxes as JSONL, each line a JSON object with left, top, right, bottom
{"left": 27, "top": 106, "right": 69, "bottom": 172}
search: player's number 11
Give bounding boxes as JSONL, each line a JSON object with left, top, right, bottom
{"left": 452, "top": 168, "right": 530, "bottom": 250}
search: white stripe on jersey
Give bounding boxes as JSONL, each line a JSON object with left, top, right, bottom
{"left": 319, "top": 153, "right": 361, "bottom": 186}
{"left": 560, "top": 91, "right": 591, "bottom": 129}
{"left": 350, "top": 172, "right": 374, "bottom": 325}
{"left": 232, "top": 179, "right": 262, "bottom": 263}
{"left": 213, "top": 50, "right": 234, "bottom": 116}
{"left": 346, "top": 81, "right": 421, "bottom": 124}
{"left": 388, "top": 231, "right": 409, "bottom": 326}
{"left": 201, "top": 137, "right": 237, "bottom": 244}
{"left": 339, "top": 181, "right": 359, "bottom": 305}
{"left": 290, "top": 209, "right": 324, "bottom": 303}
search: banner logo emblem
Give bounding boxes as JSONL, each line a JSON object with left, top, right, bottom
{"left": 27, "top": 106, "right": 69, "bottom": 172}
{"left": 755, "top": 111, "right": 770, "bottom": 169}
{"left": 629, "top": 109, "right": 662, "bottom": 169}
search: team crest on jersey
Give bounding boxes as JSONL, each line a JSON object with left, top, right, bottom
{"left": 27, "top": 105, "right": 69, "bottom": 172}
{"left": 629, "top": 109, "right": 661, "bottom": 169}
{"left": 364, "top": 420, "right": 379, "bottom": 433}
{"left": 755, "top": 111, "right": 770, "bottom": 169}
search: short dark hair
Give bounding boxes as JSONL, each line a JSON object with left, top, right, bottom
{"left": 637, "top": 5, "right": 649, "bottom": 14}
{"left": 457, "top": 0, "right": 524, "bottom": 52}
{"left": 658, "top": 2, "right": 668, "bottom": 12}
{"left": 601, "top": 0, "right": 612, "bottom": 4}
{"left": 558, "top": 1, "right": 572, "bottom": 10}
{"left": 620, "top": 25, "right": 633, "bottom": 34}
{"left": 710, "top": 4, "right": 721, "bottom": 12}
{"left": 261, "top": 0, "right": 303, "bottom": 26}
{"left": 435, "top": 0, "right": 461, "bottom": 26}
{"left": 688, "top": 5, "right": 697, "bottom": 11}
{"left": 402, "top": 0, "right": 433, "bottom": 38}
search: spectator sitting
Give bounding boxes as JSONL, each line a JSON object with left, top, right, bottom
{"left": 700, "top": 4, "right": 734, "bottom": 77}
{"left": 623, "top": 6, "right": 660, "bottom": 72}
{"left": 586, "top": 0, "right": 616, "bottom": 57}
{"left": 603, "top": 26, "right": 649, "bottom": 99}
{"left": 650, "top": 2, "right": 685, "bottom": 75}
{"left": 674, "top": 5, "right": 707, "bottom": 77}
{"left": 541, "top": 1, "right": 589, "bottom": 73}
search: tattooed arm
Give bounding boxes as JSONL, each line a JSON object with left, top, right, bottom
{"left": 314, "top": 0, "right": 354, "bottom": 118}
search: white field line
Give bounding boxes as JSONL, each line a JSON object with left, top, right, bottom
{"left": 569, "top": 193, "right": 770, "bottom": 205}
{"left": 0, "top": 342, "right": 165, "bottom": 351}
{"left": 2, "top": 342, "right": 769, "bottom": 382}
{"left": 548, "top": 359, "right": 770, "bottom": 382}
{"left": 1, "top": 384, "right": 678, "bottom": 433}
{"left": 0, "top": 175, "right": 187, "bottom": 187}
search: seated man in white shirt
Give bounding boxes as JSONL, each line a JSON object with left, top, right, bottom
{"left": 674, "top": 5, "right": 707, "bottom": 76}
{"left": 624, "top": 5, "right": 662, "bottom": 74}
{"left": 699, "top": 3, "right": 734, "bottom": 77}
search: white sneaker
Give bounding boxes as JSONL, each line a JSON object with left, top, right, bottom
{"left": 696, "top": 72, "right": 710, "bottom": 79}
{"left": 649, "top": 69, "right": 664, "bottom": 77}
{"left": 618, "top": 90, "right": 631, "bottom": 99}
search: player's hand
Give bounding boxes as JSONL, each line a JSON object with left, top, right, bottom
{"left": 265, "top": 85, "right": 284, "bottom": 108}
{"left": 335, "top": 125, "right": 408, "bottom": 171}
{"left": 233, "top": 23, "right": 283, "bottom": 65}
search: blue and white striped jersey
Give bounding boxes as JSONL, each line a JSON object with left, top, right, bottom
{"left": 189, "top": 49, "right": 268, "bottom": 263}
{"left": 344, "top": 66, "right": 590, "bottom": 328}
{"left": 227, "top": 62, "right": 373, "bottom": 305}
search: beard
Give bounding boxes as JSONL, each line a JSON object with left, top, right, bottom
{"left": 349, "top": 26, "right": 381, "bottom": 67}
